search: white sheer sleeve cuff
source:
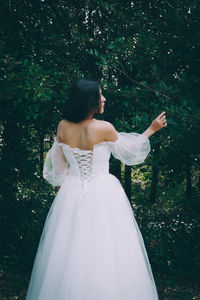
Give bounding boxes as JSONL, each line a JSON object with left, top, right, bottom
{"left": 108, "top": 132, "right": 151, "bottom": 165}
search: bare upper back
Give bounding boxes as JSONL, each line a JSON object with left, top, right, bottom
{"left": 56, "top": 118, "right": 118, "bottom": 150}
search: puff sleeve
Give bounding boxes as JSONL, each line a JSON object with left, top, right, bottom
{"left": 108, "top": 132, "right": 151, "bottom": 166}
{"left": 43, "top": 139, "right": 70, "bottom": 187}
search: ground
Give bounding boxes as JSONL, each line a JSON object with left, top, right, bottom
{"left": 0, "top": 270, "right": 200, "bottom": 300}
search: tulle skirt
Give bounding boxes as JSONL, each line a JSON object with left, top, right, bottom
{"left": 26, "top": 173, "right": 159, "bottom": 300}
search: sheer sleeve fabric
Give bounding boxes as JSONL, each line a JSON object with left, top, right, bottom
{"left": 108, "top": 132, "right": 151, "bottom": 166}
{"left": 43, "top": 139, "right": 70, "bottom": 187}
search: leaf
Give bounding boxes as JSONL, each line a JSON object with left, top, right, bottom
{"left": 88, "top": 49, "right": 94, "bottom": 55}
{"left": 24, "top": 59, "right": 28, "bottom": 66}
{"left": 95, "top": 61, "right": 102, "bottom": 66}
{"left": 94, "top": 49, "right": 99, "bottom": 56}
{"left": 100, "top": 56, "right": 107, "bottom": 65}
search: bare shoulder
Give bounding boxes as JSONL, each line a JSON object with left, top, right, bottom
{"left": 58, "top": 119, "right": 69, "bottom": 126}
{"left": 94, "top": 120, "right": 118, "bottom": 142}
{"left": 56, "top": 119, "right": 68, "bottom": 141}
{"left": 57, "top": 119, "right": 71, "bottom": 130}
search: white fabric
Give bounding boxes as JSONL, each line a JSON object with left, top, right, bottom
{"left": 109, "top": 132, "right": 151, "bottom": 165}
{"left": 43, "top": 139, "right": 70, "bottom": 187}
{"left": 26, "top": 131, "right": 159, "bottom": 300}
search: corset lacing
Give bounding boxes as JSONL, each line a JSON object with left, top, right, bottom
{"left": 72, "top": 150, "right": 94, "bottom": 197}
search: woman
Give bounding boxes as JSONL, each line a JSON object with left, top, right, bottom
{"left": 26, "top": 78, "right": 167, "bottom": 299}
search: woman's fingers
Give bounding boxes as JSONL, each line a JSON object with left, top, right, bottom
{"left": 161, "top": 119, "right": 167, "bottom": 126}
{"left": 161, "top": 117, "right": 166, "bottom": 122}
{"left": 156, "top": 111, "right": 167, "bottom": 128}
{"left": 157, "top": 111, "right": 166, "bottom": 119}
{"left": 158, "top": 112, "right": 167, "bottom": 122}
{"left": 149, "top": 111, "right": 167, "bottom": 133}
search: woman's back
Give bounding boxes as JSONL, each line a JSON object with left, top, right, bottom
{"left": 56, "top": 118, "right": 118, "bottom": 150}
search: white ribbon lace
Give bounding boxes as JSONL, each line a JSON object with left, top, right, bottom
{"left": 72, "top": 150, "right": 95, "bottom": 197}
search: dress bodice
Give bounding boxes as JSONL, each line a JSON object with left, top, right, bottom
{"left": 43, "top": 132, "right": 151, "bottom": 188}
{"left": 60, "top": 142, "right": 111, "bottom": 184}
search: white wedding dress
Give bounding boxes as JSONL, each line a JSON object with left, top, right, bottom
{"left": 26, "top": 131, "right": 159, "bottom": 300}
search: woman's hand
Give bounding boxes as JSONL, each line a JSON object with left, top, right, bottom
{"left": 149, "top": 111, "right": 167, "bottom": 133}
{"left": 142, "top": 111, "right": 167, "bottom": 138}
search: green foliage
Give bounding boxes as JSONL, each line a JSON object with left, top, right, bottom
{"left": 0, "top": 0, "right": 200, "bottom": 297}
{"left": 134, "top": 205, "right": 200, "bottom": 283}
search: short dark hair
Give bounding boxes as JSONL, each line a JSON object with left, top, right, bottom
{"left": 62, "top": 78, "right": 102, "bottom": 123}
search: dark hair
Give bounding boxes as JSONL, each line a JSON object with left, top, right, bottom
{"left": 63, "top": 78, "right": 102, "bottom": 123}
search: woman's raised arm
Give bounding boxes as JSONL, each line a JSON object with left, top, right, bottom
{"left": 142, "top": 111, "right": 167, "bottom": 138}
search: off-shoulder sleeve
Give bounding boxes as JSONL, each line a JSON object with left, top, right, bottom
{"left": 43, "top": 139, "right": 70, "bottom": 187}
{"left": 108, "top": 132, "right": 151, "bottom": 165}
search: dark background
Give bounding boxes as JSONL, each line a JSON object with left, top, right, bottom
{"left": 0, "top": 0, "right": 200, "bottom": 299}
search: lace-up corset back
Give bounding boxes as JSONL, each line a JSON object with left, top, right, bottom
{"left": 61, "top": 143, "right": 111, "bottom": 183}
{"left": 71, "top": 150, "right": 94, "bottom": 183}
